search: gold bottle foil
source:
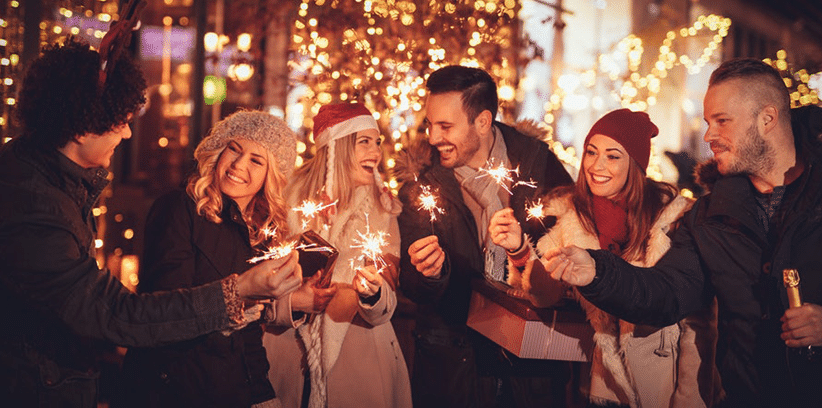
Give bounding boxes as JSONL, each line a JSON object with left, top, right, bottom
{"left": 783, "top": 269, "right": 802, "bottom": 309}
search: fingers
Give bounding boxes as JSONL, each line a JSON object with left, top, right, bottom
{"left": 409, "top": 236, "right": 445, "bottom": 276}
{"left": 312, "top": 286, "right": 337, "bottom": 311}
{"left": 420, "top": 249, "right": 445, "bottom": 277}
{"left": 781, "top": 304, "right": 822, "bottom": 347}
{"left": 409, "top": 235, "right": 438, "bottom": 254}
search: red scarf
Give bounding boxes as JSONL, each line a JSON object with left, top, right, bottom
{"left": 591, "top": 195, "right": 629, "bottom": 255}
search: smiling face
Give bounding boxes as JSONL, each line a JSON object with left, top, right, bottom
{"left": 66, "top": 117, "right": 132, "bottom": 169}
{"left": 351, "top": 128, "right": 383, "bottom": 187}
{"left": 215, "top": 139, "right": 270, "bottom": 212}
{"left": 424, "top": 91, "right": 483, "bottom": 169}
{"left": 582, "top": 134, "right": 631, "bottom": 200}
{"left": 703, "top": 79, "right": 775, "bottom": 176}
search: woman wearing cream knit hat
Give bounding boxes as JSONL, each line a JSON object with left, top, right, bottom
{"left": 121, "top": 110, "right": 305, "bottom": 408}
{"left": 264, "top": 102, "right": 411, "bottom": 408}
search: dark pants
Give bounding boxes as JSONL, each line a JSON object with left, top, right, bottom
{"left": 411, "top": 328, "right": 573, "bottom": 408}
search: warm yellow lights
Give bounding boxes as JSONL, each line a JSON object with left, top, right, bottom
{"left": 204, "top": 32, "right": 219, "bottom": 52}
{"left": 237, "top": 33, "right": 252, "bottom": 52}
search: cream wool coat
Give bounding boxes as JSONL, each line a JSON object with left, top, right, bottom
{"left": 264, "top": 185, "right": 411, "bottom": 408}
{"left": 510, "top": 193, "right": 722, "bottom": 408}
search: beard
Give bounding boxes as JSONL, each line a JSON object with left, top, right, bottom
{"left": 438, "top": 125, "right": 481, "bottom": 168}
{"left": 722, "top": 122, "right": 775, "bottom": 177}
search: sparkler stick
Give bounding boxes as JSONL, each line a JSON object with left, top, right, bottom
{"left": 476, "top": 159, "right": 537, "bottom": 195}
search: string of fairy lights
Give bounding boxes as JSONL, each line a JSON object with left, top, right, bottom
{"left": 289, "top": 0, "right": 522, "bottom": 192}
{"left": 0, "top": 1, "right": 22, "bottom": 140}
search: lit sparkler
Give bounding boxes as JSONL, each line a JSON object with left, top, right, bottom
{"left": 293, "top": 199, "right": 337, "bottom": 230}
{"left": 350, "top": 213, "right": 390, "bottom": 274}
{"left": 248, "top": 226, "right": 334, "bottom": 264}
{"left": 525, "top": 198, "right": 547, "bottom": 228}
{"left": 476, "top": 159, "right": 537, "bottom": 195}
{"left": 417, "top": 184, "right": 445, "bottom": 232}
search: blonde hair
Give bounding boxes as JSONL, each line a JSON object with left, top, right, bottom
{"left": 187, "top": 142, "right": 290, "bottom": 247}
{"left": 289, "top": 133, "right": 382, "bottom": 227}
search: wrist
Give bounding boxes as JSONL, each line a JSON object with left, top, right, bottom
{"left": 506, "top": 233, "right": 527, "bottom": 254}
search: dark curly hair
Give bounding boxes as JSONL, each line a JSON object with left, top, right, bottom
{"left": 16, "top": 37, "right": 146, "bottom": 150}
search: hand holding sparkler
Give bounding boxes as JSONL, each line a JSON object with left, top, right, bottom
{"left": 408, "top": 235, "right": 445, "bottom": 278}
{"left": 236, "top": 250, "right": 303, "bottom": 300}
{"left": 489, "top": 208, "right": 524, "bottom": 253}
{"left": 541, "top": 245, "right": 596, "bottom": 287}
{"left": 355, "top": 264, "right": 383, "bottom": 298}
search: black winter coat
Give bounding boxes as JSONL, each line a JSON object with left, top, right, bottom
{"left": 0, "top": 141, "right": 232, "bottom": 407}
{"left": 396, "top": 123, "right": 573, "bottom": 407}
{"left": 580, "top": 106, "right": 822, "bottom": 408}
{"left": 120, "top": 190, "right": 276, "bottom": 408}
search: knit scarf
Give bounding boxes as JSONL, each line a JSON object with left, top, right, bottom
{"left": 453, "top": 127, "right": 509, "bottom": 281}
{"left": 591, "top": 195, "right": 628, "bottom": 255}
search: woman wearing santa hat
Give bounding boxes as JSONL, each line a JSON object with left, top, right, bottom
{"left": 119, "top": 110, "right": 307, "bottom": 408}
{"left": 264, "top": 102, "right": 411, "bottom": 408}
{"left": 489, "top": 109, "right": 723, "bottom": 408}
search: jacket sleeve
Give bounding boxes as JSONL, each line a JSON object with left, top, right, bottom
{"left": 397, "top": 182, "right": 451, "bottom": 304}
{"left": 0, "top": 213, "right": 231, "bottom": 348}
{"left": 139, "top": 190, "right": 197, "bottom": 292}
{"left": 358, "top": 276, "right": 397, "bottom": 326}
{"left": 578, "top": 211, "right": 707, "bottom": 326}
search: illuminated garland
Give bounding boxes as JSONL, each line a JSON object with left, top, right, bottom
{"left": 764, "top": 50, "right": 821, "bottom": 108}
{"left": 290, "top": 0, "right": 522, "bottom": 191}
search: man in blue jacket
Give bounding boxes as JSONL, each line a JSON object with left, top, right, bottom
{"left": 543, "top": 58, "right": 822, "bottom": 407}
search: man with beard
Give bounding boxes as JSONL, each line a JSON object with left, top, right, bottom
{"left": 395, "top": 65, "right": 573, "bottom": 407}
{"left": 542, "top": 58, "right": 822, "bottom": 407}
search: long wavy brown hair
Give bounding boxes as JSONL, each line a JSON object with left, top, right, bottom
{"left": 186, "top": 141, "right": 290, "bottom": 247}
{"left": 564, "top": 159, "right": 676, "bottom": 262}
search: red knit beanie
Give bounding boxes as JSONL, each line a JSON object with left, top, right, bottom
{"left": 583, "top": 108, "right": 658, "bottom": 172}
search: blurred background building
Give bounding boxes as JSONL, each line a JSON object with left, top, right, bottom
{"left": 0, "top": 1, "right": 820, "bottom": 402}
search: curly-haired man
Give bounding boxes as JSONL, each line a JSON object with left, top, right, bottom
{"left": 0, "top": 37, "right": 301, "bottom": 406}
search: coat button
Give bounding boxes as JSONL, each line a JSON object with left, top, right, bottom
{"left": 762, "top": 262, "right": 772, "bottom": 275}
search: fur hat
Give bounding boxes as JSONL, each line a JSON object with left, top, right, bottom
{"left": 195, "top": 110, "right": 297, "bottom": 178}
{"left": 312, "top": 103, "right": 380, "bottom": 200}
{"left": 584, "top": 108, "right": 659, "bottom": 172}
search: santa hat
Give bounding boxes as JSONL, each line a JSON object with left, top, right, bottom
{"left": 196, "top": 110, "right": 297, "bottom": 178}
{"left": 312, "top": 103, "right": 380, "bottom": 200}
{"left": 584, "top": 108, "right": 659, "bottom": 172}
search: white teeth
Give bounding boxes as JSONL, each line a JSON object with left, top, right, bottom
{"left": 438, "top": 146, "right": 454, "bottom": 154}
{"left": 591, "top": 175, "right": 610, "bottom": 183}
{"left": 226, "top": 172, "right": 245, "bottom": 184}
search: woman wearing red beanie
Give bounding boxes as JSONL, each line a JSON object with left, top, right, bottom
{"left": 489, "top": 109, "right": 723, "bottom": 407}
{"left": 264, "top": 102, "right": 412, "bottom": 408}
